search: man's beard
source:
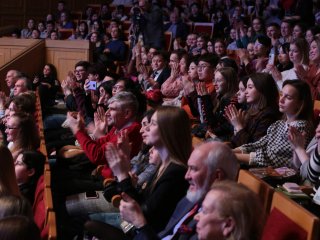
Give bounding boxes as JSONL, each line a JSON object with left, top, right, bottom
{"left": 186, "top": 178, "right": 210, "bottom": 203}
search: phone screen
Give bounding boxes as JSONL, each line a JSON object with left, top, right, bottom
{"left": 85, "top": 191, "right": 99, "bottom": 199}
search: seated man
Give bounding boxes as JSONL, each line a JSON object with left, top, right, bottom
{"left": 85, "top": 141, "right": 239, "bottom": 239}
{"left": 67, "top": 91, "right": 142, "bottom": 179}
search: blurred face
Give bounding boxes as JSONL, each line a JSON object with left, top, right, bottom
{"left": 149, "top": 147, "right": 161, "bottom": 165}
{"left": 74, "top": 66, "right": 87, "bottom": 82}
{"left": 237, "top": 81, "right": 246, "bottom": 104}
{"left": 50, "top": 32, "right": 58, "bottom": 40}
{"left": 5, "top": 116, "right": 19, "bottom": 142}
{"left": 140, "top": 116, "right": 150, "bottom": 144}
{"left": 79, "top": 23, "right": 86, "bottom": 32}
{"left": 179, "top": 57, "right": 187, "bottom": 73}
{"left": 6, "top": 70, "right": 17, "bottom": 88}
{"left": 105, "top": 101, "right": 127, "bottom": 128}
{"left": 111, "top": 27, "right": 119, "bottom": 39}
{"left": 112, "top": 81, "right": 125, "bottom": 96}
{"left": 14, "top": 79, "right": 27, "bottom": 96}
{"left": 43, "top": 65, "right": 51, "bottom": 76}
{"left": 185, "top": 148, "right": 208, "bottom": 203}
{"left": 278, "top": 46, "right": 290, "bottom": 65}
{"left": 197, "top": 37, "right": 206, "bottom": 49}
{"left": 279, "top": 84, "right": 301, "bottom": 115}
{"left": 90, "top": 33, "right": 98, "bottom": 42}
{"left": 187, "top": 34, "right": 197, "bottom": 47}
{"left": 247, "top": 27, "right": 253, "bottom": 38}
{"left": 309, "top": 40, "right": 320, "bottom": 62}
{"left": 141, "top": 53, "right": 148, "bottom": 65}
{"left": 254, "top": 40, "right": 266, "bottom": 57}
{"left": 169, "top": 53, "right": 179, "bottom": 68}
{"left": 31, "top": 30, "right": 39, "bottom": 39}
{"left": 195, "top": 191, "right": 226, "bottom": 240}
{"left": 245, "top": 78, "right": 260, "bottom": 104}
{"left": 191, "top": 5, "right": 199, "bottom": 15}
{"left": 151, "top": 55, "right": 165, "bottom": 71}
{"left": 188, "top": 62, "right": 198, "bottom": 80}
{"left": 292, "top": 25, "right": 303, "bottom": 40}
{"left": 170, "top": 12, "right": 178, "bottom": 23}
{"left": 27, "top": 19, "right": 34, "bottom": 29}
{"left": 289, "top": 43, "right": 302, "bottom": 64}
{"left": 144, "top": 112, "right": 161, "bottom": 147}
{"left": 38, "top": 22, "right": 45, "bottom": 32}
{"left": 46, "top": 23, "right": 54, "bottom": 32}
{"left": 207, "top": 41, "right": 213, "bottom": 53}
{"left": 15, "top": 154, "right": 33, "bottom": 184}
{"left": 247, "top": 43, "right": 255, "bottom": 59}
{"left": 8, "top": 102, "right": 17, "bottom": 117}
{"left": 197, "top": 61, "right": 214, "bottom": 82}
{"left": 213, "top": 71, "right": 226, "bottom": 95}
{"left": 267, "top": 26, "right": 278, "bottom": 39}
{"left": 306, "top": 30, "right": 314, "bottom": 45}
{"left": 214, "top": 42, "right": 225, "bottom": 57}
{"left": 147, "top": 48, "right": 157, "bottom": 61}
{"left": 252, "top": 19, "right": 262, "bottom": 32}
{"left": 281, "top": 22, "right": 291, "bottom": 38}
{"left": 229, "top": 29, "right": 236, "bottom": 40}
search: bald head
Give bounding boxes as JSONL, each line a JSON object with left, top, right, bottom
{"left": 185, "top": 142, "right": 239, "bottom": 203}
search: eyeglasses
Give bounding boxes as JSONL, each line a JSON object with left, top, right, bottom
{"left": 197, "top": 65, "right": 211, "bottom": 70}
{"left": 6, "top": 126, "right": 19, "bottom": 130}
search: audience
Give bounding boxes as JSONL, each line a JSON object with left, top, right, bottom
{"left": 3, "top": 1, "right": 320, "bottom": 239}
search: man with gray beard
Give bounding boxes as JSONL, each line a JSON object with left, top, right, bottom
{"left": 117, "top": 142, "right": 239, "bottom": 240}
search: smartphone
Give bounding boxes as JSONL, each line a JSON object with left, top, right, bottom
{"left": 87, "top": 80, "right": 97, "bottom": 90}
{"left": 85, "top": 191, "right": 99, "bottom": 199}
{"left": 268, "top": 53, "right": 275, "bottom": 65}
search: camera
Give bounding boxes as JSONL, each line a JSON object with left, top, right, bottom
{"left": 87, "top": 80, "right": 97, "bottom": 90}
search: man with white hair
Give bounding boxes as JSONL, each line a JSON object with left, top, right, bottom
{"left": 112, "top": 142, "right": 239, "bottom": 240}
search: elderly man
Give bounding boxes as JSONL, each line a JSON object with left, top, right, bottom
{"left": 67, "top": 91, "right": 142, "bottom": 179}
{"left": 13, "top": 76, "right": 31, "bottom": 96}
{"left": 85, "top": 142, "right": 239, "bottom": 239}
{"left": 5, "top": 70, "right": 22, "bottom": 97}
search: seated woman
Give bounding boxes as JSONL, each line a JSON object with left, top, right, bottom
{"left": 5, "top": 112, "right": 40, "bottom": 159}
{"left": 161, "top": 51, "right": 188, "bottom": 106}
{"left": 104, "top": 106, "right": 191, "bottom": 233}
{"left": 195, "top": 181, "right": 264, "bottom": 240}
{"left": 225, "top": 73, "right": 281, "bottom": 148}
{"left": 289, "top": 121, "right": 320, "bottom": 186}
{"left": 32, "top": 63, "right": 59, "bottom": 108}
{"left": 194, "top": 67, "right": 238, "bottom": 141}
{"left": 269, "top": 38, "right": 309, "bottom": 90}
{"left": 234, "top": 80, "right": 314, "bottom": 168}
{"left": 80, "top": 107, "right": 191, "bottom": 239}
{"left": 14, "top": 151, "right": 45, "bottom": 205}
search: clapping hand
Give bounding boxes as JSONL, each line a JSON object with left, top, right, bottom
{"left": 92, "top": 107, "right": 108, "bottom": 139}
{"left": 224, "top": 104, "right": 246, "bottom": 132}
{"left": 119, "top": 192, "right": 146, "bottom": 228}
{"left": 66, "top": 111, "right": 85, "bottom": 135}
{"left": 288, "top": 126, "right": 306, "bottom": 150}
{"left": 195, "top": 82, "right": 208, "bottom": 96}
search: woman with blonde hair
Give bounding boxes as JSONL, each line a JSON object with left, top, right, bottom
{"left": 0, "top": 145, "right": 20, "bottom": 196}
{"left": 195, "top": 181, "right": 264, "bottom": 240}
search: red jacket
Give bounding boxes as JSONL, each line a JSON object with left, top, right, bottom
{"left": 75, "top": 122, "right": 142, "bottom": 178}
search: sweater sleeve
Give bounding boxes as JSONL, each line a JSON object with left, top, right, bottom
{"left": 161, "top": 76, "right": 183, "bottom": 98}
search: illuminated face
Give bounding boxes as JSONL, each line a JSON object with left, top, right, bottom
{"left": 278, "top": 46, "right": 290, "bottom": 65}
{"left": 281, "top": 22, "right": 291, "bottom": 38}
{"left": 5, "top": 116, "right": 20, "bottom": 142}
{"left": 237, "top": 81, "right": 246, "bottom": 104}
{"left": 151, "top": 55, "right": 165, "bottom": 71}
{"left": 15, "top": 154, "right": 33, "bottom": 184}
{"left": 292, "top": 25, "right": 303, "bottom": 40}
{"left": 105, "top": 101, "right": 127, "bottom": 129}
{"left": 185, "top": 148, "right": 208, "bottom": 203}
{"left": 197, "top": 61, "right": 214, "bottom": 82}
{"left": 43, "top": 65, "right": 51, "bottom": 76}
{"left": 13, "top": 79, "right": 27, "bottom": 96}
{"left": 6, "top": 70, "right": 17, "bottom": 88}
{"left": 309, "top": 40, "right": 320, "bottom": 62}
{"left": 195, "top": 190, "right": 227, "bottom": 240}
{"left": 188, "top": 62, "right": 198, "bottom": 80}
{"left": 213, "top": 71, "right": 226, "bottom": 95}
{"left": 214, "top": 42, "right": 225, "bottom": 57}
{"left": 144, "top": 112, "right": 161, "bottom": 147}
{"left": 289, "top": 43, "right": 302, "bottom": 64}
{"left": 279, "top": 84, "right": 301, "bottom": 116}
{"left": 245, "top": 78, "right": 260, "bottom": 104}
{"left": 74, "top": 66, "right": 87, "bottom": 82}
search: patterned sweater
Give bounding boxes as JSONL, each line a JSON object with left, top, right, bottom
{"left": 240, "top": 120, "right": 312, "bottom": 168}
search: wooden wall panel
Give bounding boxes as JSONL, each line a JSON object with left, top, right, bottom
{"left": 45, "top": 39, "right": 92, "bottom": 82}
{"left": 0, "top": 38, "right": 38, "bottom": 67}
{"left": 0, "top": 39, "right": 45, "bottom": 93}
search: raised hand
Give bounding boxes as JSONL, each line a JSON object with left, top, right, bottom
{"left": 105, "top": 142, "right": 130, "bottom": 181}
{"left": 92, "top": 107, "right": 108, "bottom": 139}
{"left": 182, "top": 76, "right": 195, "bottom": 96}
{"left": 195, "top": 82, "right": 208, "bottom": 96}
{"left": 288, "top": 125, "right": 306, "bottom": 150}
{"left": 119, "top": 192, "right": 146, "bottom": 228}
{"left": 224, "top": 104, "right": 246, "bottom": 132}
{"left": 66, "top": 111, "right": 85, "bottom": 135}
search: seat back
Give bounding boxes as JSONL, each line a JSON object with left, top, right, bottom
{"left": 237, "top": 169, "right": 274, "bottom": 213}
{"left": 193, "top": 22, "right": 214, "bottom": 38}
{"left": 263, "top": 192, "right": 320, "bottom": 240}
{"left": 58, "top": 29, "right": 74, "bottom": 40}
